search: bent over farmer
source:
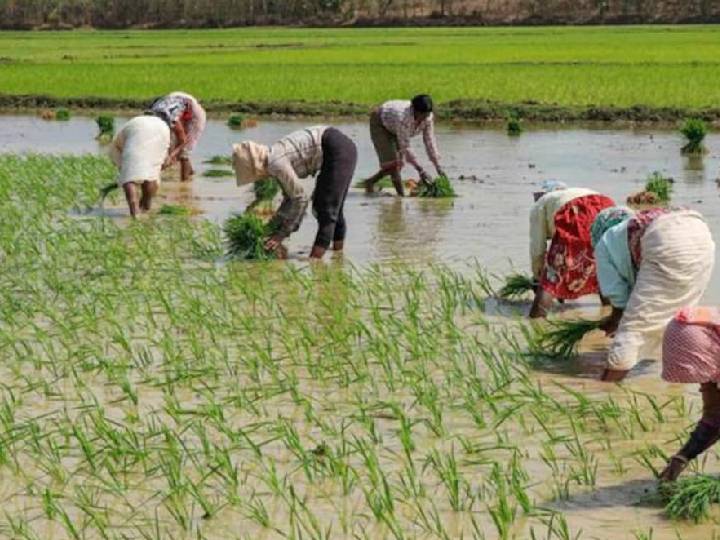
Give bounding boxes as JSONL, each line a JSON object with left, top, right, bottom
{"left": 147, "top": 92, "right": 206, "bottom": 182}
{"left": 232, "top": 126, "right": 358, "bottom": 259}
{"left": 110, "top": 115, "right": 171, "bottom": 218}
{"left": 364, "top": 95, "right": 445, "bottom": 196}
{"left": 529, "top": 180, "right": 615, "bottom": 318}
{"left": 659, "top": 307, "right": 720, "bottom": 482}
{"left": 591, "top": 207, "right": 715, "bottom": 382}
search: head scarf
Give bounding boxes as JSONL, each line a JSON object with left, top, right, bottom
{"left": 232, "top": 141, "right": 269, "bottom": 186}
{"left": 168, "top": 92, "right": 206, "bottom": 151}
{"left": 540, "top": 180, "right": 567, "bottom": 193}
{"left": 590, "top": 206, "right": 634, "bottom": 247}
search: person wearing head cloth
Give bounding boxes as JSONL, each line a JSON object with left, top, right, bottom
{"left": 232, "top": 125, "right": 357, "bottom": 259}
{"left": 658, "top": 306, "right": 720, "bottom": 482}
{"left": 147, "top": 92, "right": 207, "bottom": 182}
{"left": 592, "top": 207, "right": 715, "bottom": 382}
{"left": 363, "top": 95, "right": 446, "bottom": 196}
{"left": 528, "top": 180, "right": 615, "bottom": 318}
{"left": 109, "top": 115, "right": 171, "bottom": 217}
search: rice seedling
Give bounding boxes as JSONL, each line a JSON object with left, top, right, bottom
{"left": 204, "top": 168, "right": 235, "bottom": 178}
{"left": 158, "top": 204, "right": 191, "bottom": 216}
{"left": 253, "top": 177, "right": 280, "bottom": 201}
{"left": 223, "top": 212, "right": 278, "bottom": 260}
{"left": 644, "top": 171, "right": 673, "bottom": 202}
{"left": 227, "top": 113, "right": 245, "bottom": 129}
{"left": 663, "top": 475, "right": 720, "bottom": 522}
{"left": 95, "top": 114, "right": 114, "bottom": 136}
{"left": 527, "top": 318, "right": 603, "bottom": 359}
{"left": 680, "top": 117, "right": 708, "bottom": 155}
{"left": 416, "top": 175, "right": 456, "bottom": 198}
{"left": 498, "top": 272, "right": 535, "bottom": 300}
{"left": 54, "top": 108, "right": 71, "bottom": 121}
{"left": 203, "top": 155, "right": 232, "bottom": 166}
{"left": 507, "top": 114, "right": 523, "bottom": 136}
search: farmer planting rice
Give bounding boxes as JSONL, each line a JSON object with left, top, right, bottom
{"left": 110, "top": 115, "right": 171, "bottom": 218}
{"left": 659, "top": 306, "right": 720, "bottom": 482}
{"left": 364, "top": 95, "right": 445, "bottom": 196}
{"left": 591, "top": 207, "right": 715, "bottom": 382}
{"left": 232, "top": 125, "right": 357, "bottom": 259}
{"left": 147, "top": 91, "right": 206, "bottom": 182}
{"left": 528, "top": 180, "right": 615, "bottom": 318}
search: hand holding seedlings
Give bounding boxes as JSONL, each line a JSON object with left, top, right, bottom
{"left": 528, "top": 181, "right": 615, "bottom": 318}
{"left": 232, "top": 125, "right": 357, "bottom": 259}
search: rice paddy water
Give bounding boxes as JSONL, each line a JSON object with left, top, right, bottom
{"left": 1, "top": 113, "right": 720, "bottom": 538}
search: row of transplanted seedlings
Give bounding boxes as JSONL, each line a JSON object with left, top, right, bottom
{"left": 0, "top": 154, "right": 714, "bottom": 539}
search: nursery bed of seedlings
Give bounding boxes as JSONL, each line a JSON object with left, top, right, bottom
{"left": 1, "top": 154, "right": 719, "bottom": 539}
{"left": 2, "top": 26, "right": 720, "bottom": 119}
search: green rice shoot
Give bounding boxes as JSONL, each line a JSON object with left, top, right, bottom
{"left": 158, "top": 204, "right": 191, "bottom": 216}
{"left": 529, "top": 318, "right": 604, "bottom": 359}
{"left": 507, "top": 115, "right": 523, "bottom": 136}
{"left": 499, "top": 273, "right": 535, "bottom": 299}
{"left": 253, "top": 177, "right": 280, "bottom": 201}
{"left": 663, "top": 475, "right": 720, "bottom": 522}
{"left": 223, "top": 213, "right": 278, "bottom": 260}
{"left": 204, "top": 168, "right": 235, "bottom": 178}
{"left": 55, "top": 108, "right": 71, "bottom": 121}
{"left": 680, "top": 118, "right": 708, "bottom": 155}
{"left": 203, "top": 155, "right": 232, "bottom": 166}
{"left": 644, "top": 171, "right": 673, "bottom": 202}
{"left": 96, "top": 114, "right": 114, "bottom": 135}
{"left": 227, "top": 113, "right": 245, "bottom": 129}
{"left": 416, "top": 175, "right": 456, "bottom": 198}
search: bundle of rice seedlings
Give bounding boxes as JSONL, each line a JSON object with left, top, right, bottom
{"left": 203, "top": 155, "right": 232, "bottom": 166}
{"left": 158, "top": 204, "right": 191, "bottom": 216}
{"left": 253, "top": 177, "right": 280, "bottom": 201}
{"left": 644, "top": 171, "right": 673, "bottom": 202}
{"left": 680, "top": 118, "right": 708, "bottom": 155}
{"left": 498, "top": 273, "right": 535, "bottom": 299}
{"left": 55, "top": 108, "right": 71, "bottom": 121}
{"left": 663, "top": 475, "right": 720, "bottom": 522}
{"left": 529, "top": 318, "right": 603, "bottom": 359}
{"left": 507, "top": 115, "right": 523, "bottom": 136}
{"left": 204, "top": 169, "right": 235, "bottom": 178}
{"left": 96, "top": 114, "right": 115, "bottom": 139}
{"left": 416, "top": 175, "right": 456, "bottom": 198}
{"left": 223, "top": 213, "right": 278, "bottom": 260}
{"left": 227, "top": 113, "right": 245, "bottom": 129}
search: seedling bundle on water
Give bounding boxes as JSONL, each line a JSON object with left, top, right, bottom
{"left": 498, "top": 273, "right": 535, "bottom": 299}
{"left": 55, "top": 108, "right": 71, "bottom": 121}
{"left": 416, "top": 175, "right": 456, "bottom": 198}
{"left": 223, "top": 213, "right": 278, "bottom": 260}
{"left": 529, "top": 318, "right": 604, "bottom": 359}
{"left": 663, "top": 475, "right": 720, "bottom": 522}
{"left": 680, "top": 118, "right": 708, "bottom": 155}
{"left": 96, "top": 114, "right": 115, "bottom": 143}
{"left": 644, "top": 171, "right": 673, "bottom": 202}
{"left": 253, "top": 177, "right": 279, "bottom": 201}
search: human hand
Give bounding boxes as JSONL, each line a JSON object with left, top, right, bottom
{"left": 600, "top": 316, "right": 619, "bottom": 336}
{"left": 659, "top": 456, "right": 688, "bottom": 482}
{"left": 264, "top": 234, "right": 284, "bottom": 252}
{"left": 419, "top": 170, "right": 432, "bottom": 185}
{"left": 436, "top": 166, "right": 447, "bottom": 178}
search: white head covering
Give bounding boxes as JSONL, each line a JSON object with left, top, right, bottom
{"left": 168, "top": 91, "right": 206, "bottom": 151}
{"left": 232, "top": 141, "right": 269, "bottom": 186}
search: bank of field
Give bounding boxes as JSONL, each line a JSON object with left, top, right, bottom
{"left": 0, "top": 153, "right": 717, "bottom": 538}
{"left": 1, "top": 26, "right": 720, "bottom": 118}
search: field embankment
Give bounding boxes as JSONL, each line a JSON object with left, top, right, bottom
{"left": 1, "top": 26, "right": 720, "bottom": 123}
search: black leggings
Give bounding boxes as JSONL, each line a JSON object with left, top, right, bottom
{"left": 313, "top": 128, "right": 358, "bottom": 249}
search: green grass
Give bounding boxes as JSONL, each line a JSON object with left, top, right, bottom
{"left": 223, "top": 212, "right": 278, "bottom": 259}
{"left": 680, "top": 118, "right": 708, "bottom": 154}
{"left": 158, "top": 203, "right": 192, "bottom": 216}
{"left": 1, "top": 26, "right": 720, "bottom": 112}
{"left": 0, "top": 152, "right": 712, "bottom": 539}
{"left": 644, "top": 171, "right": 673, "bottom": 202}
{"left": 204, "top": 168, "right": 235, "bottom": 178}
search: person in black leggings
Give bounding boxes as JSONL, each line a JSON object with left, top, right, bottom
{"left": 232, "top": 126, "right": 358, "bottom": 259}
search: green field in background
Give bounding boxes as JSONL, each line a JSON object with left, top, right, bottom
{"left": 1, "top": 26, "right": 719, "bottom": 110}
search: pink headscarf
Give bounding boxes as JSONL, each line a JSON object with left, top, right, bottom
{"left": 169, "top": 91, "right": 206, "bottom": 151}
{"left": 662, "top": 307, "right": 720, "bottom": 384}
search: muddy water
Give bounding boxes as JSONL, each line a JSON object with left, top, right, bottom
{"left": 3, "top": 114, "right": 720, "bottom": 538}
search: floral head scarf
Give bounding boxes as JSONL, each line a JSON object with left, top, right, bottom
{"left": 590, "top": 206, "right": 635, "bottom": 247}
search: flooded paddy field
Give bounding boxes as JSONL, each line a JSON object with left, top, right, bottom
{"left": 1, "top": 114, "right": 720, "bottom": 539}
